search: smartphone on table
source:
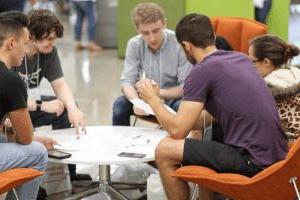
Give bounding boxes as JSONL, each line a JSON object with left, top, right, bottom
{"left": 48, "top": 149, "right": 72, "bottom": 159}
{"left": 118, "top": 152, "right": 146, "bottom": 158}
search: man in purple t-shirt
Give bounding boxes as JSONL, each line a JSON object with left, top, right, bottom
{"left": 136, "top": 13, "right": 288, "bottom": 200}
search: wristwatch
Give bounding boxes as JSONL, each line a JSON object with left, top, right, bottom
{"left": 36, "top": 100, "right": 42, "bottom": 111}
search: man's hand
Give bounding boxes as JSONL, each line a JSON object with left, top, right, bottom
{"left": 1, "top": 118, "right": 15, "bottom": 142}
{"left": 136, "top": 79, "right": 160, "bottom": 104}
{"left": 34, "top": 135, "right": 58, "bottom": 150}
{"left": 133, "top": 105, "right": 149, "bottom": 116}
{"left": 41, "top": 99, "right": 64, "bottom": 116}
{"left": 67, "top": 107, "right": 86, "bottom": 137}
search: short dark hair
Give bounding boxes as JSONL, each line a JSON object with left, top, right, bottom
{"left": 0, "top": 11, "right": 29, "bottom": 46}
{"left": 28, "top": 9, "right": 63, "bottom": 40}
{"left": 250, "top": 34, "right": 300, "bottom": 68}
{"left": 175, "top": 13, "right": 215, "bottom": 48}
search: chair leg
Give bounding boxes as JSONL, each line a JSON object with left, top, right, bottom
{"left": 289, "top": 177, "right": 300, "bottom": 200}
{"left": 13, "top": 188, "right": 20, "bottom": 200}
{"left": 132, "top": 116, "right": 137, "bottom": 126}
{"left": 191, "top": 184, "right": 198, "bottom": 200}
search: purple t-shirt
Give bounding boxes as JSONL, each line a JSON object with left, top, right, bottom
{"left": 183, "top": 50, "right": 288, "bottom": 167}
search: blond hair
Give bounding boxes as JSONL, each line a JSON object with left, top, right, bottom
{"left": 132, "top": 2, "right": 165, "bottom": 28}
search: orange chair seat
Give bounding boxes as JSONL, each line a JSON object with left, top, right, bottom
{"left": 174, "top": 138, "right": 300, "bottom": 200}
{"left": 0, "top": 168, "right": 44, "bottom": 194}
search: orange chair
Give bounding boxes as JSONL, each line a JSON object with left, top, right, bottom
{"left": 211, "top": 17, "right": 267, "bottom": 54}
{"left": 0, "top": 168, "right": 44, "bottom": 198}
{"left": 173, "top": 138, "right": 300, "bottom": 200}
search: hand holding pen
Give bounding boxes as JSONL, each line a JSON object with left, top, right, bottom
{"left": 138, "top": 70, "right": 159, "bottom": 87}
{"left": 139, "top": 70, "right": 146, "bottom": 80}
{"left": 136, "top": 80, "right": 160, "bottom": 104}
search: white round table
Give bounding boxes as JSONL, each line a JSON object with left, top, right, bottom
{"left": 37, "top": 126, "right": 167, "bottom": 200}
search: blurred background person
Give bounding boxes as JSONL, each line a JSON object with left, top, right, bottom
{"left": 0, "top": 0, "right": 26, "bottom": 12}
{"left": 71, "top": 0, "right": 102, "bottom": 51}
{"left": 254, "top": 0, "right": 272, "bottom": 23}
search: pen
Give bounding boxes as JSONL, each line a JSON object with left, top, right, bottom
{"left": 132, "top": 135, "right": 142, "bottom": 139}
{"left": 125, "top": 144, "right": 137, "bottom": 148}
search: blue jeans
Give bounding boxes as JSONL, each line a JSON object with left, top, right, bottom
{"left": 30, "top": 96, "right": 71, "bottom": 130}
{"left": 0, "top": 139, "right": 48, "bottom": 200}
{"left": 112, "top": 96, "right": 181, "bottom": 126}
{"left": 72, "top": 0, "right": 97, "bottom": 41}
{"left": 0, "top": 0, "right": 26, "bottom": 12}
{"left": 255, "top": 0, "right": 272, "bottom": 23}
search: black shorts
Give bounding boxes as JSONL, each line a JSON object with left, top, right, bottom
{"left": 182, "top": 139, "right": 263, "bottom": 177}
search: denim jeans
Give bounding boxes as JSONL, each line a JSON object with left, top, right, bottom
{"left": 30, "top": 96, "right": 71, "bottom": 130}
{"left": 0, "top": 0, "right": 26, "bottom": 12}
{"left": 112, "top": 95, "right": 181, "bottom": 126}
{"left": 72, "top": 0, "right": 97, "bottom": 41}
{"left": 0, "top": 140, "right": 48, "bottom": 200}
{"left": 255, "top": 0, "right": 272, "bottom": 23}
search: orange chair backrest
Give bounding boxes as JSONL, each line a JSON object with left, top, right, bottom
{"left": 251, "top": 137, "right": 300, "bottom": 182}
{"left": 284, "top": 137, "right": 300, "bottom": 161}
{"left": 211, "top": 17, "right": 267, "bottom": 54}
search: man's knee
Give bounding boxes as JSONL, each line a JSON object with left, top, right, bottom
{"left": 29, "top": 142, "right": 48, "bottom": 171}
{"left": 113, "top": 96, "right": 132, "bottom": 117}
{"left": 53, "top": 109, "right": 71, "bottom": 129}
{"left": 155, "top": 137, "right": 176, "bottom": 162}
{"left": 60, "top": 109, "right": 71, "bottom": 125}
{"left": 155, "top": 137, "right": 184, "bottom": 166}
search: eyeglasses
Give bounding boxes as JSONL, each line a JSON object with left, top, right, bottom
{"left": 252, "top": 59, "right": 261, "bottom": 63}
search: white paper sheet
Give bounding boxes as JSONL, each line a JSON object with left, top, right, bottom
{"left": 129, "top": 98, "right": 176, "bottom": 115}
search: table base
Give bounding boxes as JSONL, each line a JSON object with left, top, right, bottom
{"left": 64, "top": 165, "right": 136, "bottom": 200}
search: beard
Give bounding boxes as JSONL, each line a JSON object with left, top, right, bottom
{"left": 183, "top": 48, "right": 197, "bottom": 65}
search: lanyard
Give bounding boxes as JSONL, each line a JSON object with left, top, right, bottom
{"left": 24, "top": 53, "right": 40, "bottom": 89}
{"left": 148, "top": 51, "right": 162, "bottom": 86}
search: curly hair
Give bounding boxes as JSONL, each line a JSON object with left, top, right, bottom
{"left": 28, "top": 9, "right": 63, "bottom": 40}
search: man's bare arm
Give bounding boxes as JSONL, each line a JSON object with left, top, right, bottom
{"left": 9, "top": 108, "right": 33, "bottom": 145}
{"left": 122, "top": 85, "right": 139, "bottom": 100}
{"left": 160, "top": 86, "right": 183, "bottom": 100}
{"left": 137, "top": 79, "right": 204, "bottom": 139}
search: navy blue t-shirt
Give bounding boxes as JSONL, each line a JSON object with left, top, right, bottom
{"left": 183, "top": 50, "right": 288, "bottom": 167}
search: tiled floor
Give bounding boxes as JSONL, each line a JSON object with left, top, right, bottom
{"left": 46, "top": 24, "right": 123, "bottom": 126}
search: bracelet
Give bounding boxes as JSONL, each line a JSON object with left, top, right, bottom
{"left": 36, "top": 100, "right": 42, "bottom": 111}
